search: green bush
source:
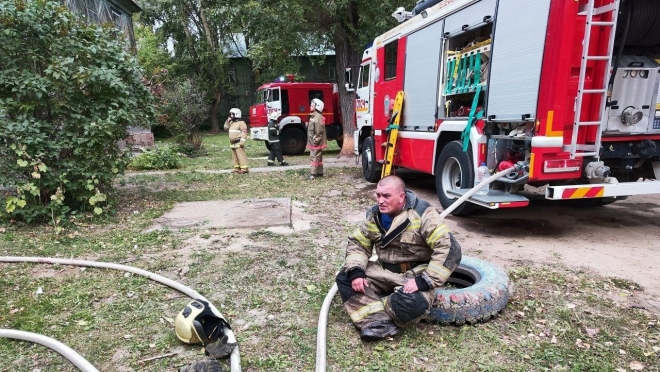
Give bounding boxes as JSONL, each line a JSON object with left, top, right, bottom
{"left": 0, "top": 0, "right": 155, "bottom": 223}
{"left": 129, "top": 146, "right": 181, "bottom": 170}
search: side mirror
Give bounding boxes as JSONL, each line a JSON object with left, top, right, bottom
{"left": 344, "top": 68, "right": 355, "bottom": 92}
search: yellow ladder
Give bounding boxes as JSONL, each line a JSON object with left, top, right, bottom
{"left": 381, "top": 91, "right": 405, "bottom": 178}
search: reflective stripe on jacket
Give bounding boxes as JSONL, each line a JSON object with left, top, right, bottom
{"left": 344, "top": 190, "right": 461, "bottom": 289}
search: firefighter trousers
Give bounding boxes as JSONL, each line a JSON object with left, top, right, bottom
{"left": 230, "top": 146, "right": 248, "bottom": 170}
{"left": 310, "top": 149, "right": 323, "bottom": 176}
{"left": 267, "top": 142, "right": 284, "bottom": 164}
{"left": 335, "top": 261, "right": 433, "bottom": 330}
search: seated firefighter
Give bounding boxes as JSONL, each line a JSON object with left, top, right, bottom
{"left": 335, "top": 175, "right": 462, "bottom": 341}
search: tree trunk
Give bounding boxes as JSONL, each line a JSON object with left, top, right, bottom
{"left": 211, "top": 90, "right": 222, "bottom": 132}
{"left": 333, "top": 5, "right": 361, "bottom": 158}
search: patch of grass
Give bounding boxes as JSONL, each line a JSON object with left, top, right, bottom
{"left": 2, "top": 154, "right": 659, "bottom": 372}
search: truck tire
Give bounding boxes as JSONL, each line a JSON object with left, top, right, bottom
{"left": 280, "top": 127, "right": 307, "bottom": 155}
{"left": 435, "top": 140, "right": 476, "bottom": 215}
{"left": 362, "top": 137, "right": 382, "bottom": 183}
{"left": 428, "top": 256, "right": 511, "bottom": 326}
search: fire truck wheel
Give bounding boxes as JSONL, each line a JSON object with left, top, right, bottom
{"left": 435, "top": 140, "right": 476, "bottom": 215}
{"left": 428, "top": 255, "right": 511, "bottom": 326}
{"left": 362, "top": 136, "right": 382, "bottom": 183}
{"left": 280, "top": 127, "right": 307, "bottom": 155}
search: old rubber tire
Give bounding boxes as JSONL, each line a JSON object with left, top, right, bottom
{"left": 362, "top": 136, "right": 382, "bottom": 183}
{"left": 280, "top": 127, "right": 307, "bottom": 155}
{"left": 435, "top": 140, "right": 476, "bottom": 216}
{"left": 428, "top": 255, "right": 510, "bottom": 326}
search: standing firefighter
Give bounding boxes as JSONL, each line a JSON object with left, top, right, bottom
{"left": 336, "top": 175, "right": 462, "bottom": 341}
{"left": 306, "top": 98, "right": 327, "bottom": 180}
{"left": 224, "top": 108, "right": 249, "bottom": 174}
{"left": 266, "top": 112, "right": 289, "bottom": 166}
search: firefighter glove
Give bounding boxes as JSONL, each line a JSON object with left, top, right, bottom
{"left": 205, "top": 334, "right": 237, "bottom": 359}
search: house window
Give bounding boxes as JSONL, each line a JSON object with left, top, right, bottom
{"left": 228, "top": 69, "right": 237, "bottom": 84}
{"left": 328, "top": 63, "right": 336, "bottom": 81}
{"left": 384, "top": 42, "right": 398, "bottom": 80}
{"left": 85, "top": 0, "right": 99, "bottom": 22}
{"left": 111, "top": 9, "right": 122, "bottom": 30}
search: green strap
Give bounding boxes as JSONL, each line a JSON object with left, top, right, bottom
{"left": 461, "top": 84, "right": 483, "bottom": 152}
{"left": 386, "top": 124, "right": 400, "bottom": 131}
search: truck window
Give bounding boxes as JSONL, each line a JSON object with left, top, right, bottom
{"left": 281, "top": 89, "right": 289, "bottom": 115}
{"left": 385, "top": 42, "right": 397, "bottom": 80}
{"left": 308, "top": 90, "right": 324, "bottom": 102}
{"left": 268, "top": 88, "right": 280, "bottom": 102}
{"left": 359, "top": 64, "right": 370, "bottom": 89}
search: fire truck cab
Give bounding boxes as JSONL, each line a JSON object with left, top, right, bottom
{"left": 249, "top": 77, "right": 343, "bottom": 155}
{"left": 347, "top": 0, "right": 660, "bottom": 215}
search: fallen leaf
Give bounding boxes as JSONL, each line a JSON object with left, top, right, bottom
{"left": 653, "top": 346, "right": 659, "bottom": 352}
{"left": 162, "top": 316, "right": 174, "bottom": 324}
{"left": 630, "top": 361, "right": 644, "bottom": 370}
{"left": 566, "top": 303, "right": 576, "bottom": 309}
{"left": 551, "top": 336, "right": 557, "bottom": 344}
{"left": 77, "top": 320, "right": 88, "bottom": 326}
{"left": 619, "top": 349, "right": 626, "bottom": 355}
{"left": 585, "top": 327, "right": 599, "bottom": 338}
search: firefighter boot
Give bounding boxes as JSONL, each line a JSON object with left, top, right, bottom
{"left": 280, "top": 161, "right": 289, "bottom": 166}
{"left": 360, "top": 320, "right": 400, "bottom": 342}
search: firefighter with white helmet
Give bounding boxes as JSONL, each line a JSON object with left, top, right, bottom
{"left": 266, "top": 111, "right": 289, "bottom": 166}
{"left": 224, "top": 108, "right": 249, "bottom": 173}
{"left": 306, "top": 98, "right": 327, "bottom": 179}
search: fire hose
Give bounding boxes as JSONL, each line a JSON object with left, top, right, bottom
{"left": 0, "top": 257, "right": 241, "bottom": 372}
{"left": 314, "top": 165, "right": 520, "bottom": 372}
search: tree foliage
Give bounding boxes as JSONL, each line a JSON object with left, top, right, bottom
{"left": 0, "top": 0, "right": 155, "bottom": 224}
{"left": 137, "top": 0, "right": 417, "bottom": 154}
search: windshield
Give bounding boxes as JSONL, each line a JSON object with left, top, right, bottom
{"left": 256, "top": 89, "right": 267, "bottom": 102}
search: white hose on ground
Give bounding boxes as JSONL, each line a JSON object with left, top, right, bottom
{"left": 0, "top": 329, "right": 100, "bottom": 372}
{"left": 315, "top": 283, "right": 337, "bottom": 372}
{"left": 314, "top": 165, "right": 519, "bottom": 372}
{"left": 0, "top": 256, "right": 241, "bottom": 372}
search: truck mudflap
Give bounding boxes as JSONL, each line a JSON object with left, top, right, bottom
{"left": 545, "top": 180, "right": 660, "bottom": 200}
{"left": 446, "top": 189, "right": 530, "bottom": 209}
{"left": 250, "top": 127, "right": 268, "bottom": 141}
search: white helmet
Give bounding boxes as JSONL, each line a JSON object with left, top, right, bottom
{"left": 174, "top": 299, "right": 230, "bottom": 345}
{"left": 311, "top": 98, "right": 324, "bottom": 113}
{"left": 229, "top": 108, "right": 242, "bottom": 119}
{"left": 268, "top": 111, "right": 281, "bottom": 121}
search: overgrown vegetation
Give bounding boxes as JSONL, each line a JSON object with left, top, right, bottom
{"left": 1, "top": 144, "right": 658, "bottom": 371}
{"left": 0, "top": 0, "right": 155, "bottom": 224}
{"left": 129, "top": 145, "right": 182, "bottom": 170}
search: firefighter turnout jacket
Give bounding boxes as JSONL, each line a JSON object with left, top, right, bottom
{"left": 267, "top": 119, "right": 280, "bottom": 143}
{"left": 344, "top": 190, "right": 461, "bottom": 290}
{"left": 306, "top": 111, "right": 327, "bottom": 150}
{"left": 224, "top": 119, "right": 248, "bottom": 148}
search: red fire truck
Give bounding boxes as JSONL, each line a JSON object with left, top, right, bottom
{"left": 346, "top": 0, "right": 660, "bottom": 215}
{"left": 249, "top": 76, "right": 343, "bottom": 155}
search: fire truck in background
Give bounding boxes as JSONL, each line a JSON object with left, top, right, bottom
{"left": 346, "top": 0, "right": 660, "bottom": 215}
{"left": 249, "top": 75, "right": 343, "bottom": 155}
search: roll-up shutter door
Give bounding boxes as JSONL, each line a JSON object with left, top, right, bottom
{"left": 444, "top": 0, "right": 496, "bottom": 35}
{"left": 486, "top": 0, "right": 551, "bottom": 122}
{"left": 402, "top": 20, "right": 444, "bottom": 131}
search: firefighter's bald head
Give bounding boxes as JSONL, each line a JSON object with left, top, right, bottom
{"left": 376, "top": 176, "right": 406, "bottom": 216}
